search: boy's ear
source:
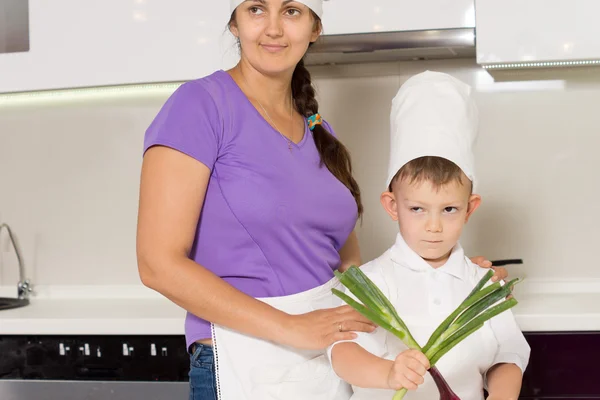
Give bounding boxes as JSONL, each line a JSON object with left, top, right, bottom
{"left": 380, "top": 191, "right": 399, "bottom": 221}
{"left": 465, "top": 194, "right": 482, "bottom": 223}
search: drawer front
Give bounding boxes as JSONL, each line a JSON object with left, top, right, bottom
{"left": 520, "top": 332, "right": 600, "bottom": 398}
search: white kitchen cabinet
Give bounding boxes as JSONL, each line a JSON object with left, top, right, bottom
{"left": 321, "top": 0, "right": 475, "bottom": 35}
{"left": 0, "top": 0, "right": 480, "bottom": 93}
{"left": 0, "top": 0, "right": 239, "bottom": 94}
{"left": 476, "top": 0, "right": 600, "bottom": 68}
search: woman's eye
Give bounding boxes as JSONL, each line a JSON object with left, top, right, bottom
{"left": 249, "top": 6, "right": 264, "bottom": 15}
{"left": 285, "top": 8, "right": 300, "bottom": 16}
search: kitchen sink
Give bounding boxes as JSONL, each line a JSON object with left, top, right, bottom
{"left": 0, "top": 224, "right": 33, "bottom": 311}
{"left": 0, "top": 297, "right": 29, "bottom": 311}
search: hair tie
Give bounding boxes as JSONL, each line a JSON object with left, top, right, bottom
{"left": 307, "top": 113, "right": 323, "bottom": 131}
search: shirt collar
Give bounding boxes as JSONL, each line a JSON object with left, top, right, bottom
{"left": 389, "top": 233, "right": 469, "bottom": 281}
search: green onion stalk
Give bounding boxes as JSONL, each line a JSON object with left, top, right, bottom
{"left": 333, "top": 267, "right": 520, "bottom": 400}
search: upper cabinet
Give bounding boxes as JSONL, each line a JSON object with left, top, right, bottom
{"left": 0, "top": 0, "right": 239, "bottom": 94}
{"left": 475, "top": 0, "right": 600, "bottom": 69}
{"left": 320, "top": 0, "right": 475, "bottom": 35}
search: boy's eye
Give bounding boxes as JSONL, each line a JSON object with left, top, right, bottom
{"left": 410, "top": 207, "right": 423, "bottom": 213}
{"left": 444, "top": 207, "right": 458, "bottom": 213}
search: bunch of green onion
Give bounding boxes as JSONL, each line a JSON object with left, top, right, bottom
{"left": 332, "top": 267, "right": 520, "bottom": 400}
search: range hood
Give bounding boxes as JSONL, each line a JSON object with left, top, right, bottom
{"left": 304, "top": 28, "right": 475, "bottom": 66}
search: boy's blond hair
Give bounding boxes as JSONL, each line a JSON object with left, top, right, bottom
{"left": 388, "top": 156, "right": 470, "bottom": 193}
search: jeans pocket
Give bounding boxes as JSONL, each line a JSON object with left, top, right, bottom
{"left": 189, "top": 344, "right": 216, "bottom": 400}
{"left": 190, "top": 344, "right": 214, "bottom": 369}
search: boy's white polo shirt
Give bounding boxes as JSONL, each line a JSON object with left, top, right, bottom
{"left": 328, "top": 233, "right": 530, "bottom": 400}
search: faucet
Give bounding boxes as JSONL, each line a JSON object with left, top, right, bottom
{"left": 0, "top": 223, "right": 33, "bottom": 300}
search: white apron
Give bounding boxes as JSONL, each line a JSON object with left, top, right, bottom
{"left": 211, "top": 277, "right": 353, "bottom": 400}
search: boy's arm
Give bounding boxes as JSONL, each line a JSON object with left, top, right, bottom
{"left": 485, "top": 363, "right": 523, "bottom": 400}
{"left": 484, "top": 305, "right": 530, "bottom": 399}
{"left": 331, "top": 342, "right": 393, "bottom": 389}
{"left": 331, "top": 342, "right": 429, "bottom": 391}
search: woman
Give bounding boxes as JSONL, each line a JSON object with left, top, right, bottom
{"left": 136, "top": 1, "right": 506, "bottom": 399}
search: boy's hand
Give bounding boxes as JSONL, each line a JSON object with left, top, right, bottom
{"left": 387, "top": 349, "right": 430, "bottom": 391}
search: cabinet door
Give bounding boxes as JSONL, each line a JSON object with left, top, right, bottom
{"left": 520, "top": 332, "right": 600, "bottom": 398}
{"left": 0, "top": 0, "right": 238, "bottom": 94}
{"left": 475, "top": 0, "right": 600, "bottom": 66}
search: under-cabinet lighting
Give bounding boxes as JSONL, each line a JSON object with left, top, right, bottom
{"left": 483, "top": 60, "right": 600, "bottom": 69}
{"left": 0, "top": 82, "right": 184, "bottom": 106}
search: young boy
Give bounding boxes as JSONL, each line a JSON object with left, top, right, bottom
{"left": 328, "top": 71, "right": 530, "bottom": 400}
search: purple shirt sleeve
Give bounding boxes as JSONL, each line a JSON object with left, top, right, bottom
{"left": 143, "top": 81, "right": 223, "bottom": 170}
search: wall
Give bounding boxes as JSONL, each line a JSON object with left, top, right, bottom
{"left": 0, "top": 94, "right": 165, "bottom": 286}
{"left": 312, "top": 59, "right": 600, "bottom": 280}
{"left": 1, "top": 58, "right": 599, "bottom": 288}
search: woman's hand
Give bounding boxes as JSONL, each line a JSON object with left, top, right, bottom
{"left": 282, "top": 305, "right": 376, "bottom": 350}
{"left": 470, "top": 256, "right": 508, "bottom": 282}
{"left": 387, "top": 349, "right": 430, "bottom": 391}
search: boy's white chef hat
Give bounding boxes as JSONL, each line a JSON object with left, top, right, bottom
{"left": 230, "top": 0, "right": 326, "bottom": 18}
{"left": 386, "top": 70, "right": 479, "bottom": 191}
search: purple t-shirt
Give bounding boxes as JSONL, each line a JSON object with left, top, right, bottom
{"left": 144, "top": 70, "right": 358, "bottom": 348}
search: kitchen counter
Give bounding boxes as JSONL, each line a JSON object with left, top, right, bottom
{"left": 1, "top": 279, "right": 599, "bottom": 335}
{"left": 0, "top": 285, "right": 185, "bottom": 335}
{"left": 511, "top": 277, "right": 600, "bottom": 331}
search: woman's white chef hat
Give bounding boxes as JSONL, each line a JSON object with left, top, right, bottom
{"left": 386, "top": 70, "right": 479, "bottom": 191}
{"left": 230, "top": 0, "right": 326, "bottom": 18}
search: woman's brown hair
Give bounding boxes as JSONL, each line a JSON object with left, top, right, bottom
{"left": 229, "top": 10, "right": 363, "bottom": 218}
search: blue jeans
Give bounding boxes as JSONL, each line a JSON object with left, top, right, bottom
{"left": 189, "top": 343, "right": 217, "bottom": 400}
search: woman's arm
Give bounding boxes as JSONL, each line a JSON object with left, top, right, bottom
{"left": 137, "top": 147, "right": 288, "bottom": 342}
{"left": 485, "top": 363, "right": 523, "bottom": 400}
{"left": 137, "top": 147, "right": 373, "bottom": 349}
{"left": 338, "top": 230, "right": 361, "bottom": 272}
